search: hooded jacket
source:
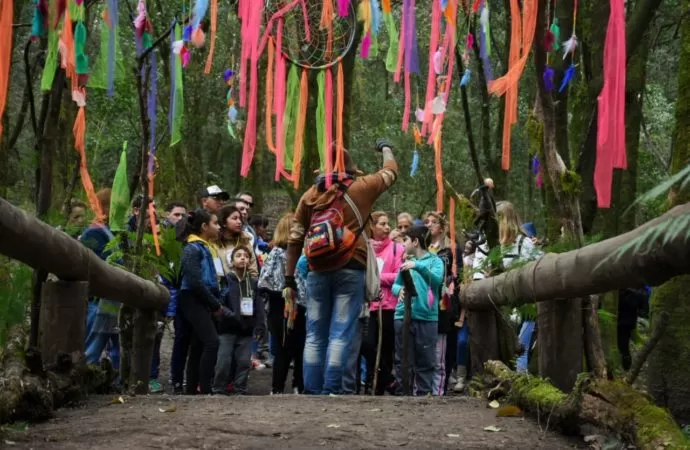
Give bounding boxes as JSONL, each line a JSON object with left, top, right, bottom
{"left": 392, "top": 252, "right": 445, "bottom": 322}
{"left": 217, "top": 271, "right": 266, "bottom": 337}
{"left": 180, "top": 235, "right": 222, "bottom": 312}
{"left": 369, "top": 238, "right": 405, "bottom": 311}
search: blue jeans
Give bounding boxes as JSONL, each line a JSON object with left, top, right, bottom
{"left": 304, "top": 268, "right": 365, "bottom": 395}
{"left": 85, "top": 302, "right": 120, "bottom": 369}
{"left": 342, "top": 318, "right": 363, "bottom": 394}
{"left": 516, "top": 320, "right": 536, "bottom": 372}
{"left": 457, "top": 325, "right": 469, "bottom": 367}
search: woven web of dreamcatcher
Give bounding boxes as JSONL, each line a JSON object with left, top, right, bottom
{"left": 264, "top": 0, "right": 357, "bottom": 69}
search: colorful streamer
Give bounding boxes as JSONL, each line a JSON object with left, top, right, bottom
{"left": 0, "top": 0, "right": 13, "bottom": 139}
{"left": 169, "top": 22, "right": 184, "bottom": 147}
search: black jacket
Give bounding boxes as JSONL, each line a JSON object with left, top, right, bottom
{"left": 217, "top": 273, "right": 266, "bottom": 337}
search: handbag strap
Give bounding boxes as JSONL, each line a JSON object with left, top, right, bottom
{"left": 343, "top": 193, "right": 370, "bottom": 242}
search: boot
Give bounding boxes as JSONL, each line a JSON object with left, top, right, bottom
{"left": 453, "top": 366, "right": 467, "bottom": 393}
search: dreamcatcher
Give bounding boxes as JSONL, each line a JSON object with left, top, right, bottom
{"left": 236, "top": 0, "right": 357, "bottom": 187}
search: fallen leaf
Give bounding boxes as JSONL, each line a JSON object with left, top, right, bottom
{"left": 446, "top": 433, "right": 460, "bottom": 438}
{"left": 158, "top": 405, "right": 177, "bottom": 413}
{"left": 488, "top": 400, "right": 500, "bottom": 409}
{"left": 496, "top": 405, "right": 523, "bottom": 417}
{"left": 111, "top": 396, "right": 125, "bottom": 404}
{"left": 326, "top": 424, "right": 340, "bottom": 429}
{"left": 484, "top": 425, "right": 502, "bottom": 432}
{"left": 368, "top": 408, "right": 382, "bottom": 412}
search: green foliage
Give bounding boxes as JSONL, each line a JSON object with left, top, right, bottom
{"left": 0, "top": 261, "right": 32, "bottom": 347}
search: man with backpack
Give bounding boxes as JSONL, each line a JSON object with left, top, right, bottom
{"left": 283, "top": 139, "right": 398, "bottom": 395}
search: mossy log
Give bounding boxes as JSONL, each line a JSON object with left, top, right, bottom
{"left": 0, "top": 326, "right": 115, "bottom": 424}
{"left": 481, "top": 360, "right": 690, "bottom": 450}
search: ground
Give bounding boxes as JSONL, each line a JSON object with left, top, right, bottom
{"left": 1, "top": 329, "right": 584, "bottom": 449}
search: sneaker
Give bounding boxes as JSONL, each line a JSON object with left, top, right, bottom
{"left": 453, "top": 378, "right": 465, "bottom": 393}
{"left": 171, "top": 383, "right": 184, "bottom": 395}
{"left": 149, "top": 379, "right": 163, "bottom": 394}
{"left": 292, "top": 387, "right": 300, "bottom": 395}
{"left": 251, "top": 359, "right": 266, "bottom": 370}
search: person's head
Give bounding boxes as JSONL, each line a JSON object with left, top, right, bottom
{"left": 198, "top": 185, "right": 230, "bottom": 214}
{"left": 484, "top": 177, "right": 495, "bottom": 190}
{"left": 165, "top": 201, "right": 188, "bottom": 225}
{"left": 96, "top": 188, "right": 112, "bottom": 221}
{"left": 272, "top": 212, "right": 294, "bottom": 249}
{"left": 396, "top": 212, "right": 413, "bottom": 233}
{"left": 424, "top": 211, "right": 447, "bottom": 240}
{"left": 231, "top": 245, "right": 252, "bottom": 272}
{"left": 496, "top": 201, "right": 525, "bottom": 245}
{"left": 249, "top": 214, "right": 269, "bottom": 239}
{"left": 231, "top": 198, "right": 251, "bottom": 223}
{"left": 68, "top": 199, "right": 87, "bottom": 228}
{"left": 403, "top": 225, "right": 430, "bottom": 257}
{"left": 368, "top": 211, "right": 391, "bottom": 241}
{"left": 219, "top": 204, "right": 243, "bottom": 236}
{"left": 236, "top": 191, "right": 254, "bottom": 211}
{"left": 182, "top": 208, "right": 219, "bottom": 241}
{"left": 464, "top": 240, "right": 476, "bottom": 256}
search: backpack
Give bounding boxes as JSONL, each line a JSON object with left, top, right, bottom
{"left": 305, "top": 180, "right": 362, "bottom": 270}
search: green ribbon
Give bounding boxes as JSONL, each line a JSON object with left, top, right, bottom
{"left": 109, "top": 142, "right": 130, "bottom": 232}
{"left": 316, "top": 71, "right": 326, "bottom": 172}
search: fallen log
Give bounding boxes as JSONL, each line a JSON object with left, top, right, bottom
{"left": 479, "top": 360, "right": 690, "bottom": 450}
{"left": 0, "top": 197, "right": 168, "bottom": 310}
{"left": 0, "top": 326, "right": 116, "bottom": 424}
{"left": 462, "top": 203, "right": 690, "bottom": 309}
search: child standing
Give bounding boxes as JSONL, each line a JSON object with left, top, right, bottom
{"left": 213, "top": 246, "right": 266, "bottom": 395}
{"left": 392, "top": 225, "right": 445, "bottom": 396}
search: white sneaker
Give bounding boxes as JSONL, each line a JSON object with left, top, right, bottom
{"left": 292, "top": 387, "right": 300, "bottom": 395}
{"left": 453, "top": 378, "right": 465, "bottom": 393}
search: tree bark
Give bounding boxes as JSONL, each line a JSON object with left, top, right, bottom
{"left": 0, "top": 197, "right": 169, "bottom": 310}
{"left": 646, "top": 0, "right": 690, "bottom": 422}
{"left": 461, "top": 202, "right": 690, "bottom": 309}
{"left": 38, "top": 280, "right": 88, "bottom": 367}
{"left": 480, "top": 360, "right": 690, "bottom": 449}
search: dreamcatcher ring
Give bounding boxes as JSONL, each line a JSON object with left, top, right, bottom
{"left": 264, "top": 0, "right": 357, "bottom": 70}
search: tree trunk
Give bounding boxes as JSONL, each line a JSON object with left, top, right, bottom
{"left": 479, "top": 360, "right": 690, "bottom": 449}
{"left": 646, "top": 2, "right": 690, "bottom": 420}
{"left": 533, "top": 6, "right": 584, "bottom": 392}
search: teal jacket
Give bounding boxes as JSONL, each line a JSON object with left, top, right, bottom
{"left": 392, "top": 252, "right": 445, "bottom": 322}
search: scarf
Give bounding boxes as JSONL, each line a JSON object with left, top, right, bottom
{"left": 371, "top": 236, "right": 391, "bottom": 255}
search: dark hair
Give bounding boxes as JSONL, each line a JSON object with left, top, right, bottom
{"left": 236, "top": 191, "right": 253, "bottom": 199}
{"left": 177, "top": 208, "right": 213, "bottom": 241}
{"left": 166, "top": 201, "right": 187, "bottom": 212}
{"left": 249, "top": 214, "right": 268, "bottom": 228}
{"left": 231, "top": 245, "right": 253, "bottom": 260}
{"left": 132, "top": 194, "right": 144, "bottom": 209}
{"left": 218, "top": 204, "right": 241, "bottom": 231}
{"left": 405, "top": 225, "right": 431, "bottom": 250}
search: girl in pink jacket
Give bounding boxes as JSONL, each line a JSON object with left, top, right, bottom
{"left": 367, "top": 211, "right": 405, "bottom": 395}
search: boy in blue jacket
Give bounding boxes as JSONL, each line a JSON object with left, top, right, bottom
{"left": 392, "top": 225, "right": 444, "bottom": 396}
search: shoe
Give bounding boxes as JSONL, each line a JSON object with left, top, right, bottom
{"left": 292, "top": 387, "right": 300, "bottom": 395}
{"left": 171, "top": 383, "right": 184, "bottom": 395}
{"left": 149, "top": 379, "right": 163, "bottom": 394}
{"left": 453, "top": 366, "right": 467, "bottom": 393}
{"left": 251, "top": 359, "right": 266, "bottom": 370}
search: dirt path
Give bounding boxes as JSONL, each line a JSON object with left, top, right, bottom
{"left": 3, "top": 392, "right": 583, "bottom": 449}
{"left": 2, "top": 330, "right": 584, "bottom": 449}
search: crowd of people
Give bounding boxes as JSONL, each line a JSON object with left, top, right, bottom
{"left": 70, "top": 140, "right": 650, "bottom": 397}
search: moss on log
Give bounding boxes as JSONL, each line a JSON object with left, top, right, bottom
{"left": 0, "top": 327, "right": 115, "bottom": 424}
{"left": 481, "top": 360, "right": 690, "bottom": 450}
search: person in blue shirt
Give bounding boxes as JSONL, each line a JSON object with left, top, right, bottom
{"left": 391, "top": 225, "right": 445, "bottom": 396}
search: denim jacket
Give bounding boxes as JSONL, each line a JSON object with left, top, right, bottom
{"left": 180, "top": 236, "right": 221, "bottom": 311}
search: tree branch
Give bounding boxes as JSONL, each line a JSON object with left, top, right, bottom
{"left": 626, "top": 311, "right": 670, "bottom": 385}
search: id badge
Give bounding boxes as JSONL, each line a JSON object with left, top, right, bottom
{"left": 213, "top": 257, "right": 224, "bottom": 276}
{"left": 240, "top": 297, "right": 254, "bottom": 316}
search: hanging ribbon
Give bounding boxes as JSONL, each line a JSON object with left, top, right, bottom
{"left": 316, "top": 71, "right": 326, "bottom": 172}
{"left": 204, "top": 0, "right": 218, "bottom": 74}
{"left": 106, "top": 0, "right": 118, "bottom": 95}
{"left": 109, "top": 142, "right": 130, "bottom": 232}
{"left": 487, "top": 0, "right": 537, "bottom": 171}
{"left": 382, "top": 2, "right": 398, "bottom": 72}
{"left": 274, "top": 20, "right": 288, "bottom": 181}
{"left": 594, "top": 0, "right": 626, "bottom": 208}
{"left": 421, "top": 0, "right": 442, "bottom": 136}
{"left": 292, "top": 69, "right": 308, "bottom": 188}
{"left": 335, "top": 61, "right": 346, "bottom": 174}
{"left": 265, "top": 39, "right": 277, "bottom": 153}
{"left": 0, "top": 0, "right": 12, "bottom": 139}
{"left": 170, "top": 22, "right": 184, "bottom": 147}
{"left": 240, "top": 0, "right": 264, "bottom": 176}
{"left": 324, "top": 68, "right": 334, "bottom": 184}
{"left": 72, "top": 89, "right": 104, "bottom": 222}
{"left": 281, "top": 65, "right": 301, "bottom": 181}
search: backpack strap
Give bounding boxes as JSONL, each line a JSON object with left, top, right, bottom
{"left": 343, "top": 192, "right": 370, "bottom": 241}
